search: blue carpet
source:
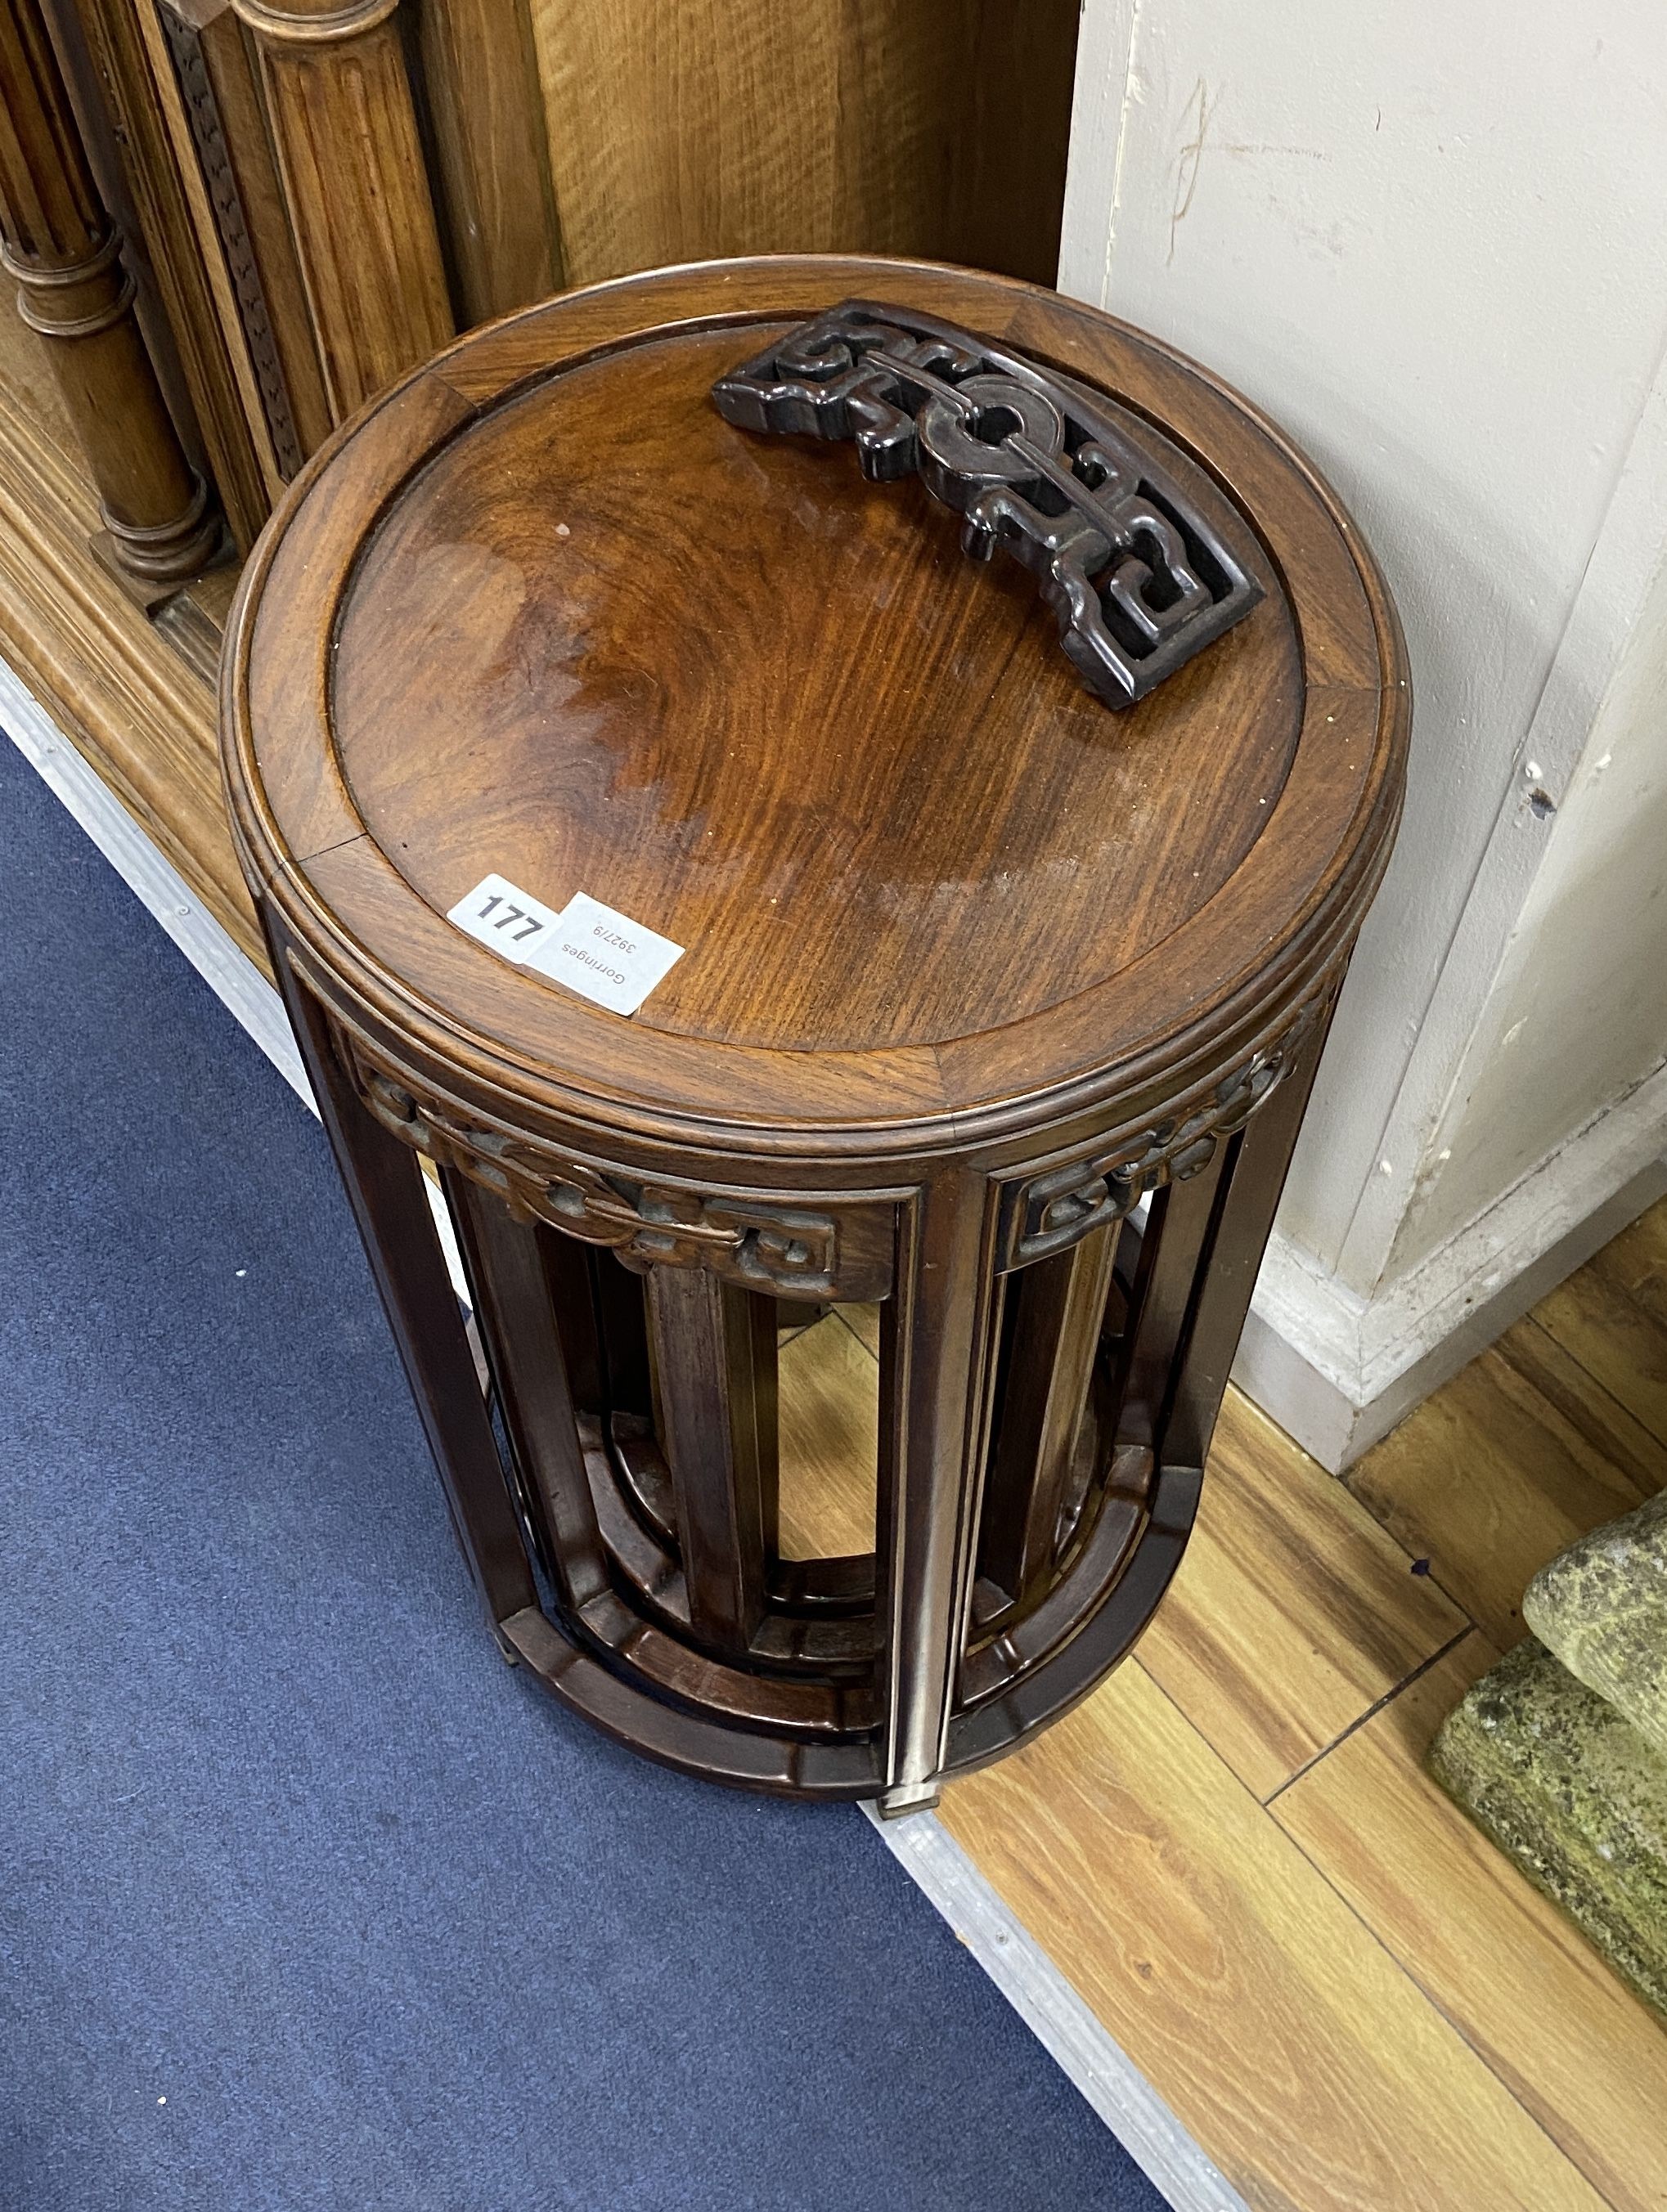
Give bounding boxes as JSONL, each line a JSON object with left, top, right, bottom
{"left": 0, "top": 734, "right": 1166, "bottom": 2212}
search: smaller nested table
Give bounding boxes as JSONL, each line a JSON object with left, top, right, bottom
{"left": 222, "top": 256, "right": 1407, "bottom": 1815}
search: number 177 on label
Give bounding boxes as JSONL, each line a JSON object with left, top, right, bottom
{"left": 445, "top": 873, "right": 564, "bottom": 963}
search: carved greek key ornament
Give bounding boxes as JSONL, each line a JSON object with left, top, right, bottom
{"left": 334, "top": 1024, "right": 894, "bottom": 1302}
{"left": 712, "top": 300, "right": 1262, "bottom": 709}
{"left": 995, "top": 989, "right": 1330, "bottom": 1270}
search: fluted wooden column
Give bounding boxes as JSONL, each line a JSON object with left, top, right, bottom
{"left": 233, "top": 0, "right": 452, "bottom": 424}
{"left": 0, "top": 0, "right": 218, "bottom": 584}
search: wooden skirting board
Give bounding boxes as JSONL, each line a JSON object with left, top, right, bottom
{"left": 4, "top": 322, "right": 1665, "bottom": 2210}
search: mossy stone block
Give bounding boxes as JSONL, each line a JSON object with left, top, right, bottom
{"left": 1428, "top": 1637, "right": 1667, "bottom": 2020}
{"left": 1525, "top": 1489, "right": 1667, "bottom": 1759}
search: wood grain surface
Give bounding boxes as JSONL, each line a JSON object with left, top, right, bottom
{"left": 1347, "top": 1324, "right": 1656, "bottom": 1647}
{"left": 1495, "top": 1312, "right": 1667, "bottom": 1497}
{"left": 1135, "top": 1388, "right": 1467, "bottom": 1799}
{"left": 526, "top": 0, "right": 1079, "bottom": 289}
{"left": 2, "top": 332, "right": 1660, "bottom": 2184}
{"left": 238, "top": 0, "right": 453, "bottom": 422}
{"left": 776, "top": 1217, "right": 1667, "bottom": 2210}
{"left": 226, "top": 256, "right": 1407, "bottom": 1157}
{"left": 777, "top": 1313, "right": 877, "bottom": 1561}
{"left": 1536, "top": 1207, "right": 1667, "bottom": 1447}
{"left": 836, "top": 1304, "right": 882, "bottom": 1360}
{"left": 415, "top": 0, "right": 558, "bottom": 326}
{"left": 0, "top": 298, "right": 259, "bottom": 960}
{"left": 937, "top": 1662, "right": 1611, "bottom": 2212}
{"left": 330, "top": 325, "right": 1301, "bottom": 1057}
{"left": 1277, "top": 1635, "right": 1667, "bottom": 2212}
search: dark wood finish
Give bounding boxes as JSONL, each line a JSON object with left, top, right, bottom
{"left": 591, "top": 1241, "right": 652, "bottom": 1431}
{"left": 874, "top": 1173, "right": 1001, "bottom": 1811}
{"left": 646, "top": 1266, "right": 779, "bottom": 1653}
{"left": 222, "top": 257, "right": 1409, "bottom": 1805}
{"left": 267, "top": 921, "right": 538, "bottom": 1635}
{"left": 1165, "top": 1018, "right": 1333, "bottom": 1473}
{"left": 978, "top": 1223, "right": 1117, "bottom": 1604}
{"left": 940, "top": 0, "right": 1078, "bottom": 287}
{"left": 0, "top": 0, "right": 218, "bottom": 582}
{"left": 1115, "top": 1162, "right": 1234, "bottom": 1457}
{"left": 710, "top": 299, "right": 1265, "bottom": 713}
{"left": 335, "top": 1016, "right": 896, "bottom": 1301}
{"left": 440, "top": 1163, "right": 609, "bottom": 1612}
{"left": 232, "top": 0, "right": 452, "bottom": 423}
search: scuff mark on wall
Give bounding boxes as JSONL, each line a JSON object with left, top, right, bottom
{"left": 1221, "top": 141, "right": 1327, "bottom": 160}
{"left": 1169, "top": 76, "right": 1212, "bottom": 265}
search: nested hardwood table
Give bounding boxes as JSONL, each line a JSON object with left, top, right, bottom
{"left": 222, "top": 255, "right": 1407, "bottom": 1814}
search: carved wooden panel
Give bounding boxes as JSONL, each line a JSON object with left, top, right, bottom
{"left": 334, "top": 1021, "right": 896, "bottom": 1303}
{"left": 996, "top": 989, "right": 1334, "bottom": 1272}
{"left": 156, "top": 0, "right": 330, "bottom": 475}
{"left": 713, "top": 301, "right": 1262, "bottom": 711}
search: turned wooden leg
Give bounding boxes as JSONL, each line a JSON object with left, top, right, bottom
{"left": 0, "top": 0, "right": 219, "bottom": 585}
{"left": 234, "top": 0, "right": 452, "bottom": 423}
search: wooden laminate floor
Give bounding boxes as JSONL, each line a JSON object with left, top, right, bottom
{"left": 776, "top": 1209, "right": 1667, "bottom": 2212}
{"left": 5, "top": 320, "right": 1665, "bottom": 2208}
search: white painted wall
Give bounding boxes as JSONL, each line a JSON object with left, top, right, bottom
{"left": 1061, "top": 0, "right": 1667, "bottom": 1456}
{"left": 1390, "top": 468, "right": 1667, "bottom": 1272}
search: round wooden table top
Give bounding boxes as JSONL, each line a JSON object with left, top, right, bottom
{"left": 223, "top": 256, "right": 1408, "bottom": 1171}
